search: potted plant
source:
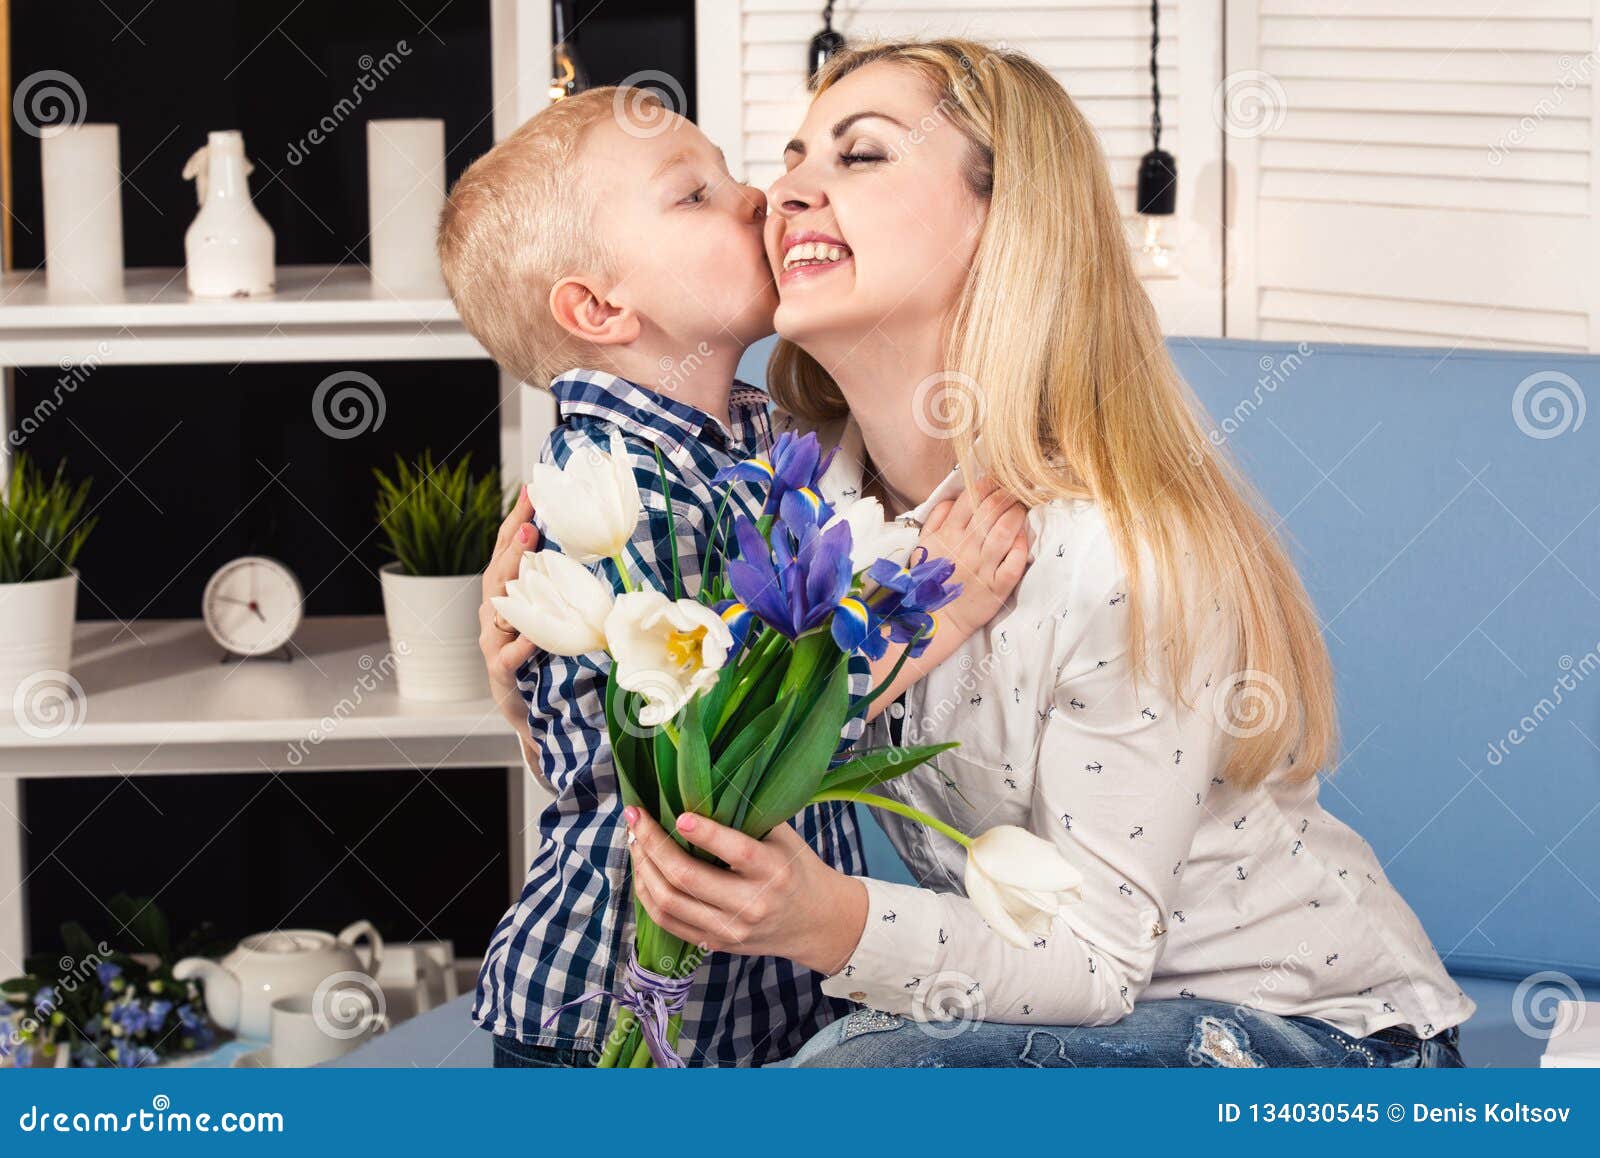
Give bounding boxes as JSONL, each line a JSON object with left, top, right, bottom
{"left": 0, "top": 453, "right": 96, "bottom": 715}
{"left": 374, "top": 450, "right": 504, "bottom": 701}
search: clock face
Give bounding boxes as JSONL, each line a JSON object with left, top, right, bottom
{"left": 202, "top": 556, "right": 304, "bottom": 657}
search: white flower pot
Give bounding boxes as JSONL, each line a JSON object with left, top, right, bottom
{"left": 378, "top": 562, "right": 486, "bottom": 702}
{"left": 0, "top": 571, "right": 78, "bottom": 717}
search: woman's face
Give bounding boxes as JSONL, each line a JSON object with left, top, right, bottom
{"left": 764, "top": 61, "right": 988, "bottom": 353}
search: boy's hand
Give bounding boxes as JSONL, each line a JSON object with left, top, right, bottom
{"left": 918, "top": 476, "right": 1029, "bottom": 643}
{"left": 865, "top": 477, "right": 1028, "bottom": 718}
{"left": 481, "top": 484, "right": 542, "bottom": 739}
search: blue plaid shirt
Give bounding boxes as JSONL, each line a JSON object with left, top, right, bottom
{"left": 473, "top": 369, "right": 867, "bottom": 1066}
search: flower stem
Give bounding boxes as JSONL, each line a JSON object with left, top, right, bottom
{"left": 612, "top": 553, "right": 635, "bottom": 594}
{"left": 810, "top": 790, "right": 973, "bottom": 848}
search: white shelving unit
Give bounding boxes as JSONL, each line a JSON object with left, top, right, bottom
{"left": 0, "top": 0, "right": 557, "bottom": 976}
{"left": 0, "top": 618, "right": 521, "bottom": 777}
{"left": 0, "top": 265, "right": 486, "bottom": 367}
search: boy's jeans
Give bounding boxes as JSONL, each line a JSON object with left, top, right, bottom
{"left": 491, "top": 1034, "right": 594, "bottom": 1068}
{"left": 791, "top": 1000, "right": 1465, "bottom": 1068}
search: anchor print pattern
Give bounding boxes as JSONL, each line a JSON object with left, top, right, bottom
{"left": 811, "top": 491, "right": 1471, "bottom": 1044}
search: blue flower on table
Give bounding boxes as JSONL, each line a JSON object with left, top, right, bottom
{"left": 96, "top": 961, "right": 123, "bottom": 994}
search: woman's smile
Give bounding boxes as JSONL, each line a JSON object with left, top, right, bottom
{"left": 778, "top": 228, "right": 854, "bottom": 286}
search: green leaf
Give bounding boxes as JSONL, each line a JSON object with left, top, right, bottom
{"left": 675, "top": 696, "right": 713, "bottom": 817}
{"left": 711, "top": 697, "right": 798, "bottom": 827}
{"left": 738, "top": 655, "right": 852, "bottom": 837}
{"left": 605, "top": 669, "right": 657, "bottom": 817}
{"left": 654, "top": 725, "right": 684, "bottom": 825}
{"left": 651, "top": 445, "right": 683, "bottom": 600}
{"left": 712, "top": 643, "right": 792, "bottom": 760}
{"left": 815, "top": 742, "right": 960, "bottom": 797}
{"left": 371, "top": 449, "right": 501, "bottom": 577}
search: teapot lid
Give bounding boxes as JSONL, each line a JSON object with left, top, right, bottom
{"left": 238, "top": 930, "right": 333, "bottom": 954}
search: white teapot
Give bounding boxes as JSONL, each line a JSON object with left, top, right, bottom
{"left": 173, "top": 921, "right": 383, "bottom": 1041}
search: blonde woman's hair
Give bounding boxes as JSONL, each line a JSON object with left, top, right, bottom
{"left": 438, "top": 88, "right": 647, "bottom": 388}
{"left": 770, "top": 39, "right": 1336, "bottom": 789}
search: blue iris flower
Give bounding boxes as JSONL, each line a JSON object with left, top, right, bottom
{"left": 725, "top": 514, "right": 870, "bottom": 654}
{"left": 96, "top": 962, "right": 122, "bottom": 992}
{"left": 858, "top": 548, "right": 963, "bottom": 660}
{"left": 714, "top": 431, "right": 837, "bottom": 518}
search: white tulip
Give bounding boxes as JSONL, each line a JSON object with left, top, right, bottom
{"left": 604, "top": 590, "right": 734, "bottom": 726}
{"left": 527, "top": 430, "right": 642, "bottom": 564}
{"left": 825, "top": 496, "right": 920, "bottom": 573}
{"left": 964, "top": 826, "right": 1085, "bottom": 948}
{"left": 491, "top": 550, "right": 615, "bottom": 656}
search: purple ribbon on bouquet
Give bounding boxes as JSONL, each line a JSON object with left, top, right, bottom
{"left": 544, "top": 952, "right": 694, "bottom": 1068}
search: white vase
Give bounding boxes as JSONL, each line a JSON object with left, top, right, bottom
{"left": 0, "top": 572, "right": 78, "bottom": 719}
{"left": 378, "top": 562, "right": 487, "bottom": 702}
{"left": 366, "top": 119, "right": 447, "bottom": 295}
{"left": 182, "top": 130, "right": 275, "bottom": 298}
{"left": 40, "top": 124, "right": 124, "bottom": 299}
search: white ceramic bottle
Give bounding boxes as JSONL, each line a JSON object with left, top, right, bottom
{"left": 182, "top": 130, "right": 275, "bottom": 298}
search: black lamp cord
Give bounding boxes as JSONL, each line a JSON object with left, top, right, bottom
{"left": 1149, "top": 0, "right": 1163, "bottom": 153}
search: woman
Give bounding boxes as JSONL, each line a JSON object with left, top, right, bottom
{"left": 614, "top": 39, "right": 1474, "bottom": 1068}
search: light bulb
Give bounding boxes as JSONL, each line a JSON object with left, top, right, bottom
{"left": 1136, "top": 215, "right": 1177, "bottom": 278}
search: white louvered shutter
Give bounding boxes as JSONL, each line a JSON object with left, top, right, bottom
{"left": 1224, "top": 0, "right": 1600, "bottom": 351}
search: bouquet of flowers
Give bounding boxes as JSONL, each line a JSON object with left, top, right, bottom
{"left": 494, "top": 430, "right": 1081, "bottom": 1067}
{"left": 1, "top": 897, "right": 220, "bottom": 1069}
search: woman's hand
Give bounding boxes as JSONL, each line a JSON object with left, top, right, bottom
{"left": 481, "top": 484, "right": 541, "bottom": 738}
{"left": 625, "top": 807, "right": 867, "bottom": 976}
{"left": 918, "top": 475, "right": 1029, "bottom": 641}
{"left": 866, "top": 476, "right": 1029, "bottom": 717}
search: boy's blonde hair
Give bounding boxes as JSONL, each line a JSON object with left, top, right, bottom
{"left": 438, "top": 87, "right": 652, "bottom": 388}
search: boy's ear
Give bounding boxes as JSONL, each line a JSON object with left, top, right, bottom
{"left": 548, "top": 277, "right": 641, "bottom": 348}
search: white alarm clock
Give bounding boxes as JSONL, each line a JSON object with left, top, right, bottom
{"left": 201, "top": 555, "right": 304, "bottom": 657}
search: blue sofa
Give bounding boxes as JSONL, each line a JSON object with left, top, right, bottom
{"left": 343, "top": 337, "right": 1600, "bottom": 1068}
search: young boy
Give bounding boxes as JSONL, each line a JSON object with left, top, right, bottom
{"left": 438, "top": 89, "right": 1022, "bottom": 1067}
{"left": 438, "top": 88, "right": 869, "bottom": 1067}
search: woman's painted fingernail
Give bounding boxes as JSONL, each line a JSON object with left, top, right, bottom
{"left": 518, "top": 524, "right": 532, "bottom": 544}
{"left": 676, "top": 813, "right": 697, "bottom": 833}
{"left": 623, "top": 806, "right": 638, "bottom": 826}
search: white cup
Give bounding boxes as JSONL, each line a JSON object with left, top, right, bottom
{"left": 375, "top": 940, "right": 454, "bottom": 1018}
{"left": 269, "top": 989, "right": 389, "bottom": 1067}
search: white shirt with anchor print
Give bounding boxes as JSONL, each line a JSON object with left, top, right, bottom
{"left": 795, "top": 415, "right": 1476, "bottom": 1042}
